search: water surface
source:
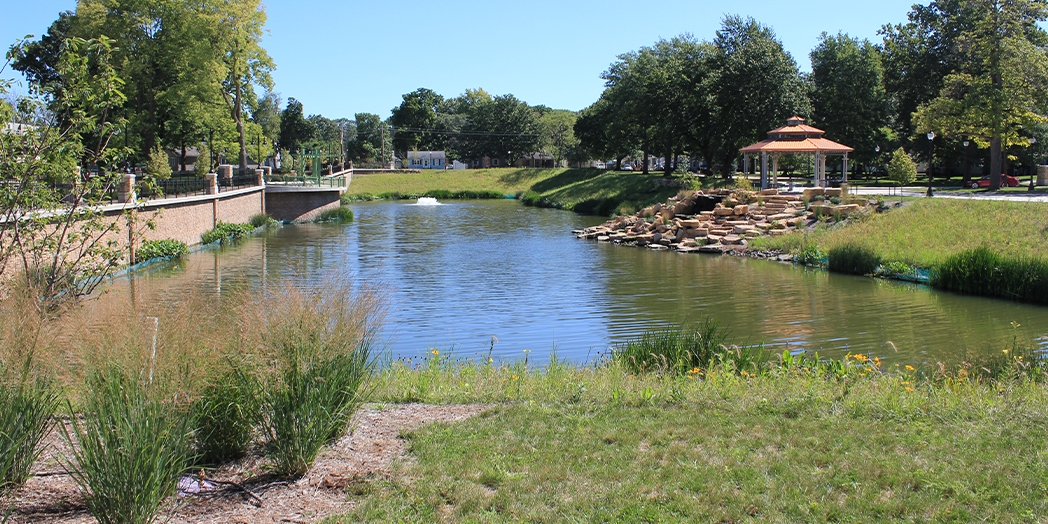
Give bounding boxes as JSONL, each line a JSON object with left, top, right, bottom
{"left": 114, "top": 200, "right": 1048, "bottom": 365}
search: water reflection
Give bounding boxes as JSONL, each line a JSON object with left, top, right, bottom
{"left": 107, "top": 200, "right": 1048, "bottom": 365}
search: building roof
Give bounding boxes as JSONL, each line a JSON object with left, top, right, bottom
{"left": 740, "top": 116, "right": 853, "bottom": 154}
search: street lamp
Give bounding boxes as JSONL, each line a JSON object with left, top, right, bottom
{"left": 1029, "top": 137, "right": 1038, "bottom": 191}
{"left": 874, "top": 145, "right": 880, "bottom": 185}
{"left": 926, "top": 131, "right": 936, "bottom": 197}
{"left": 963, "top": 140, "right": 970, "bottom": 188}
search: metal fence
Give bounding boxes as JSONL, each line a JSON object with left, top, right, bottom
{"left": 265, "top": 174, "right": 347, "bottom": 189}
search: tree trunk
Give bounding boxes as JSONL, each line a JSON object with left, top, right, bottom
{"left": 235, "top": 74, "right": 248, "bottom": 175}
{"left": 180, "top": 138, "right": 187, "bottom": 172}
{"left": 642, "top": 147, "right": 649, "bottom": 174}
{"left": 990, "top": 135, "right": 1002, "bottom": 190}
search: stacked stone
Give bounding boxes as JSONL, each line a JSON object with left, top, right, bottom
{"left": 573, "top": 188, "right": 862, "bottom": 255}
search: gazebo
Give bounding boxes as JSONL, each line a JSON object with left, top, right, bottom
{"left": 739, "top": 116, "right": 854, "bottom": 189}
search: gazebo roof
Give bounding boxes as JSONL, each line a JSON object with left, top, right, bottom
{"left": 740, "top": 116, "right": 854, "bottom": 155}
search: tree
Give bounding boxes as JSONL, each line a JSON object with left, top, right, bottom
{"left": 810, "top": 33, "right": 891, "bottom": 172}
{"left": 278, "top": 98, "right": 311, "bottom": 153}
{"left": 888, "top": 147, "right": 918, "bottom": 188}
{"left": 390, "top": 88, "right": 446, "bottom": 157}
{"left": 348, "top": 113, "right": 390, "bottom": 164}
{"left": 879, "top": 0, "right": 969, "bottom": 145}
{"left": 708, "top": 16, "right": 811, "bottom": 177}
{"left": 214, "top": 0, "right": 274, "bottom": 174}
{"left": 537, "top": 110, "right": 578, "bottom": 167}
{"left": 252, "top": 91, "right": 282, "bottom": 144}
{"left": 1, "top": 37, "right": 135, "bottom": 305}
{"left": 458, "top": 94, "right": 539, "bottom": 166}
{"left": 913, "top": 0, "right": 1048, "bottom": 190}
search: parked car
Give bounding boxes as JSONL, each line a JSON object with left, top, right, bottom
{"left": 971, "top": 174, "right": 1021, "bottom": 188}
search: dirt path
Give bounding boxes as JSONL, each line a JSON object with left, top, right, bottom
{"left": 4, "top": 403, "right": 489, "bottom": 523}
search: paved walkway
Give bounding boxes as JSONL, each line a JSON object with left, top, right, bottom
{"left": 850, "top": 186, "right": 1048, "bottom": 203}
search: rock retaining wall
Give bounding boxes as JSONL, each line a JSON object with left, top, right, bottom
{"left": 574, "top": 187, "right": 874, "bottom": 255}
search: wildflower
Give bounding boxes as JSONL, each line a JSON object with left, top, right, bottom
{"left": 905, "top": 365, "right": 915, "bottom": 371}
{"left": 873, "top": 357, "right": 882, "bottom": 367}
{"left": 512, "top": 375, "right": 518, "bottom": 380}
{"left": 431, "top": 349, "right": 439, "bottom": 356}
{"left": 1004, "top": 349, "right": 1010, "bottom": 354}
{"left": 906, "top": 387, "right": 915, "bottom": 392}
{"left": 902, "top": 381, "right": 910, "bottom": 386}
{"left": 488, "top": 358, "right": 494, "bottom": 363}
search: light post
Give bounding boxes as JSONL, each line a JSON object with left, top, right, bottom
{"left": 926, "top": 131, "right": 936, "bottom": 197}
{"left": 1029, "top": 137, "right": 1038, "bottom": 191}
{"left": 874, "top": 145, "right": 880, "bottom": 185}
{"left": 962, "top": 140, "right": 970, "bottom": 188}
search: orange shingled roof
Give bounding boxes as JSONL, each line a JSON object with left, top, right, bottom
{"left": 739, "top": 137, "right": 854, "bottom": 154}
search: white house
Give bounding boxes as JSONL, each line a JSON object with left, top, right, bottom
{"left": 406, "top": 150, "right": 446, "bottom": 169}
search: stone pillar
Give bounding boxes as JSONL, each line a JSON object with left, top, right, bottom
{"left": 217, "top": 164, "right": 233, "bottom": 182}
{"left": 205, "top": 173, "right": 218, "bottom": 195}
{"left": 255, "top": 168, "right": 266, "bottom": 187}
{"left": 118, "top": 174, "right": 136, "bottom": 204}
{"left": 1037, "top": 165, "right": 1047, "bottom": 186}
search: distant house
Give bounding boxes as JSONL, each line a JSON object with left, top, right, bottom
{"left": 2, "top": 123, "right": 36, "bottom": 136}
{"left": 406, "top": 151, "right": 446, "bottom": 169}
{"left": 167, "top": 147, "right": 201, "bottom": 172}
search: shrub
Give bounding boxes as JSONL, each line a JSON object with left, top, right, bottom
{"left": 827, "top": 244, "right": 881, "bottom": 276}
{"left": 193, "top": 364, "right": 260, "bottom": 466}
{"left": 0, "top": 366, "right": 58, "bottom": 497}
{"left": 257, "top": 286, "right": 379, "bottom": 477}
{"left": 249, "top": 213, "right": 279, "bottom": 228}
{"left": 196, "top": 143, "right": 212, "bottom": 175}
{"left": 201, "top": 221, "right": 254, "bottom": 245}
{"left": 65, "top": 365, "right": 193, "bottom": 524}
{"left": 796, "top": 244, "right": 824, "bottom": 266}
{"left": 880, "top": 260, "right": 916, "bottom": 277}
{"left": 829, "top": 196, "right": 842, "bottom": 205}
{"left": 135, "top": 239, "right": 188, "bottom": 264}
{"left": 888, "top": 147, "right": 917, "bottom": 187}
{"left": 144, "top": 144, "right": 172, "bottom": 181}
{"left": 315, "top": 206, "right": 354, "bottom": 222}
{"left": 519, "top": 190, "right": 542, "bottom": 206}
{"left": 932, "top": 247, "right": 1048, "bottom": 305}
{"left": 732, "top": 177, "right": 754, "bottom": 191}
{"left": 611, "top": 320, "right": 745, "bottom": 376}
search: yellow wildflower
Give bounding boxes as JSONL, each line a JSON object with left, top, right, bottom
{"left": 906, "top": 387, "right": 915, "bottom": 392}
{"left": 431, "top": 349, "right": 439, "bottom": 356}
{"left": 905, "top": 365, "right": 915, "bottom": 371}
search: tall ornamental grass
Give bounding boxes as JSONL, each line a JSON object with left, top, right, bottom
{"left": 192, "top": 362, "right": 261, "bottom": 466}
{"left": 827, "top": 243, "right": 881, "bottom": 276}
{"left": 932, "top": 247, "right": 1048, "bottom": 305}
{"left": 257, "top": 284, "right": 382, "bottom": 477}
{"left": 64, "top": 365, "right": 193, "bottom": 524}
{"left": 0, "top": 366, "right": 58, "bottom": 497}
{"left": 610, "top": 320, "right": 763, "bottom": 375}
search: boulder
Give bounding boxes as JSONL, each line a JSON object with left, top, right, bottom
{"left": 679, "top": 219, "right": 702, "bottom": 228}
{"left": 835, "top": 204, "right": 861, "bottom": 216}
{"left": 734, "top": 224, "right": 757, "bottom": 234}
{"left": 824, "top": 188, "right": 843, "bottom": 198}
{"left": 713, "top": 207, "right": 735, "bottom": 216}
{"left": 802, "top": 187, "right": 825, "bottom": 200}
{"left": 733, "top": 204, "right": 749, "bottom": 216}
{"left": 758, "top": 188, "right": 779, "bottom": 196}
{"left": 699, "top": 243, "right": 728, "bottom": 253}
{"left": 722, "top": 234, "right": 743, "bottom": 245}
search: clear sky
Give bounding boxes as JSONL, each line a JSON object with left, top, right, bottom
{"left": 3, "top": 0, "right": 919, "bottom": 119}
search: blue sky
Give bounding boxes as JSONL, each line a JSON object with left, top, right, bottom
{"left": 3, "top": 0, "right": 918, "bottom": 119}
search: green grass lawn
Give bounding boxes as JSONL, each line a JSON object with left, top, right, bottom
{"left": 751, "top": 198, "right": 1048, "bottom": 268}
{"left": 344, "top": 167, "right": 681, "bottom": 216}
{"left": 345, "top": 168, "right": 571, "bottom": 199}
{"left": 331, "top": 360, "right": 1048, "bottom": 523}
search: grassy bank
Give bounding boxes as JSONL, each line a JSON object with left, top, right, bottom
{"left": 750, "top": 198, "right": 1048, "bottom": 268}
{"left": 344, "top": 168, "right": 679, "bottom": 215}
{"left": 334, "top": 348, "right": 1048, "bottom": 522}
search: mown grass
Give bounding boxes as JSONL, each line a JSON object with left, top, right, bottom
{"left": 343, "top": 168, "right": 679, "bottom": 215}
{"left": 344, "top": 168, "right": 567, "bottom": 200}
{"left": 751, "top": 198, "right": 1048, "bottom": 268}
{"left": 336, "top": 346, "right": 1048, "bottom": 523}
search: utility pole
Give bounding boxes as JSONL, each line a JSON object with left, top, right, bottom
{"left": 381, "top": 125, "right": 387, "bottom": 168}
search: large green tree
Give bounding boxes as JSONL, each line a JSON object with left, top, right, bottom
{"left": 390, "top": 88, "right": 447, "bottom": 157}
{"left": 810, "top": 32, "right": 891, "bottom": 172}
{"left": 278, "top": 98, "right": 311, "bottom": 153}
{"left": 708, "top": 16, "right": 811, "bottom": 177}
{"left": 913, "top": 0, "right": 1048, "bottom": 189}
{"left": 457, "top": 94, "right": 539, "bottom": 166}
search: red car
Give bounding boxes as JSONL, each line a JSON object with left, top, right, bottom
{"left": 971, "top": 174, "right": 1021, "bottom": 188}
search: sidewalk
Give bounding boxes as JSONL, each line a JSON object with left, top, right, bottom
{"left": 849, "top": 186, "right": 1048, "bottom": 203}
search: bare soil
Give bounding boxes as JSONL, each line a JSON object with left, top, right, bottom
{"left": 3, "top": 403, "right": 488, "bottom": 523}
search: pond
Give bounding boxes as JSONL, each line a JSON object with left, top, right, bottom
{"left": 113, "top": 199, "right": 1048, "bottom": 366}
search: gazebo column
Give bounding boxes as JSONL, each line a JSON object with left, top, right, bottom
{"left": 760, "top": 152, "right": 769, "bottom": 189}
{"left": 842, "top": 153, "right": 849, "bottom": 183}
{"left": 743, "top": 154, "right": 749, "bottom": 177}
{"left": 772, "top": 154, "right": 779, "bottom": 188}
{"left": 820, "top": 155, "right": 828, "bottom": 186}
{"left": 813, "top": 152, "right": 821, "bottom": 186}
